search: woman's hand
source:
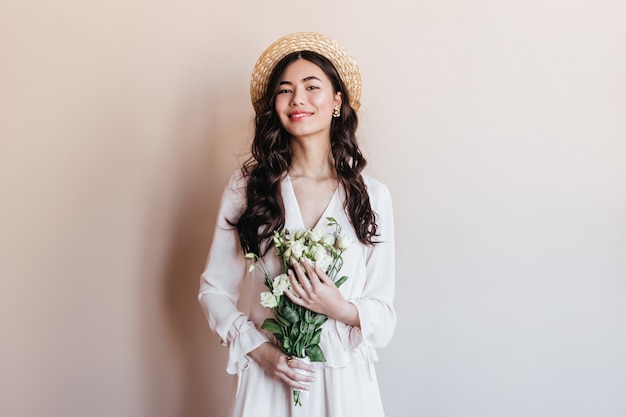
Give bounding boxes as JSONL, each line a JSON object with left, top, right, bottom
{"left": 284, "top": 258, "right": 361, "bottom": 327}
{"left": 248, "top": 342, "right": 315, "bottom": 390}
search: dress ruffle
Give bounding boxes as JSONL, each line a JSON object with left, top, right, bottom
{"left": 224, "top": 316, "right": 269, "bottom": 375}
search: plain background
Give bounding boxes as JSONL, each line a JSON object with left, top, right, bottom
{"left": 1, "top": 1, "right": 625, "bottom": 416}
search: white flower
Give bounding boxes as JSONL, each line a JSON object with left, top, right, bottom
{"left": 320, "top": 234, "right": 335, "bottom": 247}
{"left": 289, "top": 240, "right": 305, "bottom": 259}
{"left": 306, "top": 228, "right": 323, "bottom": 243}
{"left": 272, "top": 274, "right": 291, "bottom": 296}
{"left": 336, "top": 234, "right": 354, "bottom": 251}
{"left": 260, "top": 292, "right": 278, "bottom": 309}
{"left": 314, "top": 253, "right": 334, "bottom": 272}
{"left": 309, "top": 244, "right": 328, "bottom": 262}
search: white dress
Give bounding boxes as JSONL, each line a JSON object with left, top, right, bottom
{"left": 198, "top": 171, "right": 396, "bottom": 417}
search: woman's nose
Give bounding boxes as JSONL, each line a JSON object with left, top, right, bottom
{"left": 290, "top": 86, "right": 304, "bottom": 106}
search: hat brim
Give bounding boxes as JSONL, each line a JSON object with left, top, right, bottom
{"left": 250, "top": 32, "right": 362, "bottom": 114}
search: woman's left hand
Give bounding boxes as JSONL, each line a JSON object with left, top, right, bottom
{"left": 284, "top": 258, "right": 360, "bottom": 327}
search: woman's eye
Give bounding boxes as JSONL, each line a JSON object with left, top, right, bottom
{"left": 307, "top": 85, "right": 320, "bottom": 90}
{"left": 277, "top": 89, "right": 292, "bottom": 94}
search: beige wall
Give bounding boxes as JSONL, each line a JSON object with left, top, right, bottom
{"left": 2, "top": 1, "right": 625, "bottom": 416}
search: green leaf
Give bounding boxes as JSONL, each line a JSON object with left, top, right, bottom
{"left": 299, "top": 321, "right": 310, "bottom": 333}
{"left": 335, "top": 276, "right": 348, "bottom": 288}
{"left": 261, "top": 318, "right": 282, "bottom": 335}
{"left": 281, "top": 304, "right": 300, "bottom": 323}
{"left": 283, "top": 337, "right": 292, "bottom": 351}
{"left": 306, "top": 344, "right": 326, "bottom": 362}
{"left": 311, "top": 313, "right": 328, "bottom": 326}
{"left": 304, "top": 309, "right": 313, "bottom": 323}
{"left": 310, "top": 328, "right": 322, "bottom": 345}
{"left": 294, "top": 333, "right": 306, "bottom": 358}
{"left": 274, "top": 313, "right": 291, "bottom": 328}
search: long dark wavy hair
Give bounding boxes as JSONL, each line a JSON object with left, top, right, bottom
{"left": 232, "top": 50, "right": 378, "bottom": 256}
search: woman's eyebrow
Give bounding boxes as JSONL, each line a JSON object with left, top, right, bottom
{"left": 278, "top": 76, "right": 321, "bottom": 86}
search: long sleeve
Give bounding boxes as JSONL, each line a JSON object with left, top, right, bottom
{"left": 198, "top": 173, "right": 269, "bottom": 374}
{"left": 348, "top": 179, "right": 397, "bottom": 349}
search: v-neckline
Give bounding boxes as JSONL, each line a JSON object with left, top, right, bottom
{"left": 285, "top": 174, "right": 339, "bottom": 230}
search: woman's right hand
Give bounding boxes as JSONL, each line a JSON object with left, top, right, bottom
{"left": 247, "top": 342, "right": 315, "bottom": 390}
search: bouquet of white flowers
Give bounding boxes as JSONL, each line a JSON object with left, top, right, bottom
{"left": 246, "top": 217, "right": 352, "bottom": 406}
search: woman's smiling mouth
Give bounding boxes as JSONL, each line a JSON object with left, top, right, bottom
{"left": 288, "top": 111, "right": 313, "bottom": 121}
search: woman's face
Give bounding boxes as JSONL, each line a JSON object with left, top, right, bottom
{"left": 274, "top": 58, "right": 342, "bottom": 142}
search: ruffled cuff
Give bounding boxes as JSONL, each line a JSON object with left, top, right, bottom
{"left": 224, "top": 318, "right": 269, "bottom": 374}
{"left": 335, "top": 318, "right": 363, "bottom": 351}
{"left": 328, "top": 319, "right": 378, "bottom": 369}
{"left": 349, "top": 298, "right": 395, "bottom": 348}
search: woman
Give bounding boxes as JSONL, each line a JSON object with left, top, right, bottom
{"left": 199, "top": 32, "right": 396, "bottom": 417}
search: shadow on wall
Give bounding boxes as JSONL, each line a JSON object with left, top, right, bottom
{"left": 140, "top": 86, "right": 249, "bottom": 417}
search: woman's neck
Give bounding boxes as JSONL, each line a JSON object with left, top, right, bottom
{"left": 288, "top": 138, "right": 336, "bottom": 180}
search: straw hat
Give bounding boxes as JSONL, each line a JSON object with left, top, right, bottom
{"left": 250, "top": 32, "right": 362, "bottom": 114}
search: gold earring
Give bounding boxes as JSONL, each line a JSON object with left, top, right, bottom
{"left": 332, "top": 107, "right": 341, "bottom": 118}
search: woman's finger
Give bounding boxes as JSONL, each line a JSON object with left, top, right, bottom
{"left": 302, "top": 261, "right": 324, "bottom": 292}
{"left": 278, "top": 369, "right": 311, "bottom": 390}
{"left": 314, "top": 264, "right": 334, "bottom": 285}
{"left": 284, "top": 356, "right": 315, "bottom": 389}
{"left": 292, "top": 258, "right": 313, "bottom": 293}
{"left": 287, "top": 269, "right": 304, "bottom": 297}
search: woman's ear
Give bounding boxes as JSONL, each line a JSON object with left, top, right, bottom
{"left": 333, "top": 91, "right": 343, "bottom": 109}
